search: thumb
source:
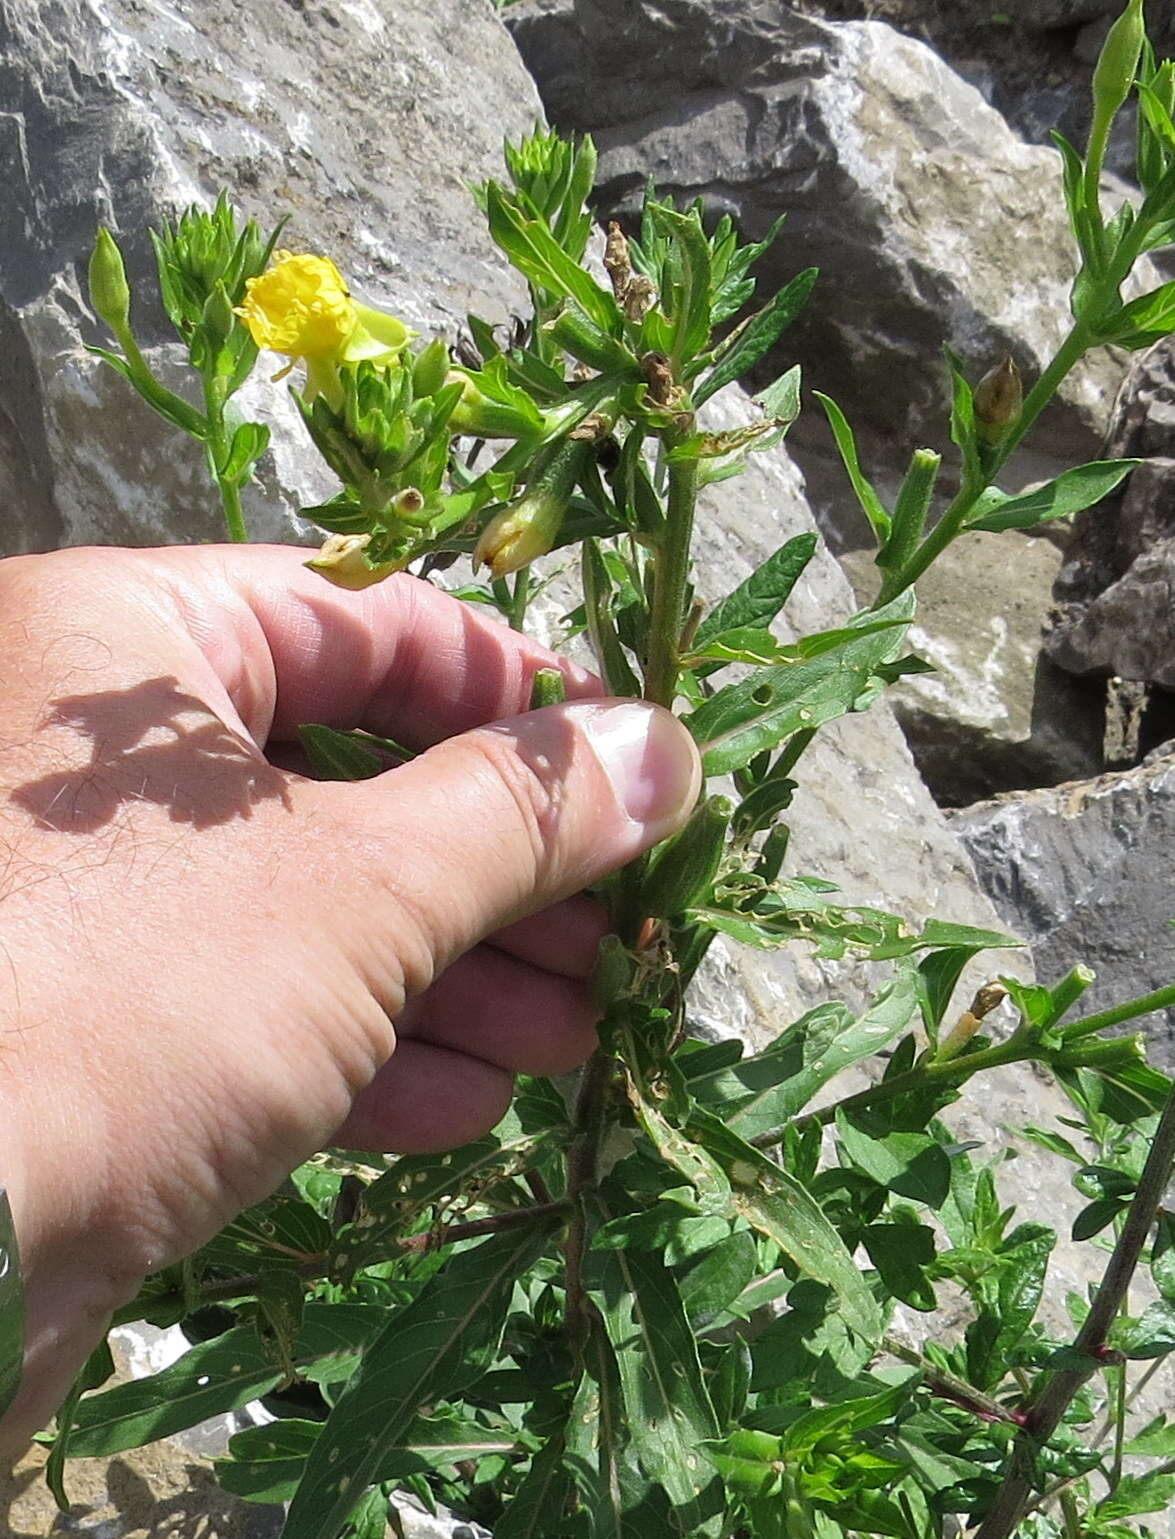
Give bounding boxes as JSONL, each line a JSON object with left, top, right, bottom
{"left": 338, "top": 699, "right": 701, "bottom": 986}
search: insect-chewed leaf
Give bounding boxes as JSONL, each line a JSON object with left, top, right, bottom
{"left": 685, "top": 595, "right": 914, "bottom": 775}
{"left": 689, "top": 1110, "right": 881, "bottom": 1344}
{"left": 283, "top": 1224, "right": 556, "bottom": 1539}
{"left": 585, "top": 1219, "right": 718, "bottom": 1509}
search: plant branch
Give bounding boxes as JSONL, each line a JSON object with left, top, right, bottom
{"left": 110, "top": 1201, "right": 569, "bottom": 1327}
{"left": 881, "top": 1336, "right": 1023, "bottom": 1425}
{"left": 643, "top": 450, "right": 698, "bottom": 708}
{"left": 562, "top": 1050, "right": 616, "bottom": 1358}
{"left": 974, "top": 1083, "right": 1175, "bottom": 1539}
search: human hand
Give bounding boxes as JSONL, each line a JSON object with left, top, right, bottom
{"left": 0, "top": 544, "right": 699, "bottom": 1455}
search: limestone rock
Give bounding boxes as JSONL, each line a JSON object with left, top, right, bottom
{"left": 1047, "top": 338, "right": 1175, "bottom": 691}
{"left": 951, "top": 749, "right": 1175, "bottom": 1072}
{"left": 507, "top": 0, "right": 1132, "bottom": 539}
{"left": 839, "top": 531, "right": 1105, "bottom": 807}
{"left": 0, "top": 0, "right": 539, "bottom": 551}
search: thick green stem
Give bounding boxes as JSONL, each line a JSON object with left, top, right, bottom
{"left": 974, "top": 1083, "right": 1175, "bottom": 1539}
{"left": 203, "top": 377, "right": 248, "bottom": 543}
{"left": 1061, "top": 983, "right": 1175, "bottom": 1042}
{"left": 643, "top": 453, "right": 698, "bottom": 708}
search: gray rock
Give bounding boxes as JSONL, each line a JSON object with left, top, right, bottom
{"left": 839, "top": 531, "right": 1105, "bottom": 807}
{"left": 508, "top": 0, "right": 1133, "bottom": 543}
{"left": 0, "top": 0, "right": 538, "bottom": 552}
{"left": 951, "top": 749, "right": 1175, "bottom": 1071}
{"left": 1047, "top": 337, "right": 1175, "bottom": 690}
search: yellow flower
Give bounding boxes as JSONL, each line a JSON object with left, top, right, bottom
{"left": 235, "top": 251, "right": 412, "bottom": 402}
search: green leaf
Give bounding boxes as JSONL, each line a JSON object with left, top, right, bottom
{"left": 966, "top": 460, "right": 1139, "bottom": 532}
{"left": 1112, "top": 1297, "right": 1175, "bottom": 1359}
{"left": 781, "top": 1378, "right": 912, "bottom": 1459}
{"left": 1100, "top": 280, "right": 1175, "bottom": 347}
{"left": 647, "top": 204, "right": 713, "bottom": 369}
{"left": 690, "top": 1109, "right": 882, "bottom": 1344}
{"left": 1123, "top": 1416, "right": 1175, "bottom": 1458}
{"left": 484, "top": 182, "right": 621, "bottom": 337}
{"left": 1098, "top": 1472, "right": 1175, "bottom": 1520}
{"left": 582, "top": 538, "right": 641, "bottom": 696}
{"left": 835, "top": 1110, "right": 952, "bottom": 1209}
{"left": 0, "top": 1188, "right": 23, "bottom": 1421}
{"left": 993, "top": 1223, "right": 1055, "bottom": 1363}
{"left": 45, "top": 1340, "right": 115, "bottom": 1510}
{"left": 585, "top": 1228, "right": 718, "bottom": 1507}
{"left": 693, "top": 531, "right": 817, "bottom": 657}
{"left": 693, "top": 968, "right": 919, "bottom": 1139}
{"left": 678, "top": 1230, "right": 759, "bottom": 1328}
{"left": 216, "top": 1414, "right": 516, "bottom": 1506}
{"left": 67, "top": 1305, "right": 387, "bottom": 1456}
{"left": 695, "top": 269, "right": 818, "bottom": 406}
{"left": 862, "top": 1219, "right": 938, "bottom": 1311}
{"left": 946, "top": 350, "right": 981, "bottom": 488}
{"left": 813, "top": 392, "right": 890, "bottom": 542}
{"left": 299, "top": 724, "right": 385, "bottom": 782}
{"left": 753, "top": 364, "right": 803, "bottom": 424}
{"left": 1153, "top": 1212, "right": 1175, "bottom": 1298}
{"left": 283, "top": 1224, "right": 555, "bottom": 1539}
{"left": 496, "top": 1434, "right": 576, "bottom": 1538}
{"left": 685, "top": 595, "right": 914, "bottom": 775}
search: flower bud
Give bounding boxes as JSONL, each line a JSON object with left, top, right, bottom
{"left": 304, "top": 533, "right": 398, "bottom": 590}
{"left": 973, "top": 356, "right": 1022, "bottom": 445}
{"left": 473, "top": 487, "right": 565, "bottom": 577}
{"left": 445, "top": 369, "right": 543, "bottom": 440}
{"left": 412, "top": 338, "right": 450, "bottom": 398}
{"left": 1092, "top": 0, "right": 1145, "bottom": 143}
{"left": 89, "top": 227, "right": 132, "bottom": 338}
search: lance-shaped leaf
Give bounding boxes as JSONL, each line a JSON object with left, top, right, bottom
{"left": 695, "top": 268, "right": 818, "bottom": 405}
{"left": 484, "top": 182, "right": 622, "bottom": 337}
{"left": 693, "top": 532, "right": 817, "bottom": 655}
{"left": 585, "top": 1222, "right": 718, "bottom": 1508}
{"left": 692, "top": 966, "right": 920, "bottom": 1139}
{"left": 66, "top": 1305, "right": 388, "bottom": 1456}
{"left": 689, "top": 1109, "right": 881, "bottom": 1344}
{"left": 284, "top": 1223, "right": 556, "bottom": 1539}
{"left": 685, "top": 595, "right": 914, "bottom": 775}
{"left": 967, "top": 459, "right": 1139, "bottom": 532}
{"left": 813, "top": 393, "right": 889, "bottom": 542}
{"left": 647, "top": 204, "right": 713, "bottom": 369}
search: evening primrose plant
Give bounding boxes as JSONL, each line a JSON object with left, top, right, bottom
{"left": 56, "top": 9, "right": 1175, "bottom": 1538}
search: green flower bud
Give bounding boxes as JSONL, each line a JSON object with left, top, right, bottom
{"left": 973, "top": 356, "right": 1023, "bottom": 445}
{"left": 639, "top": 795, "right": 732, "bottom": 920}
{"left": 1092, "top": 0, "right": 1145, "bottom": 141}
{"left": 446, "top": 369, "right": 544, "bottom": 440}
{"left": 89, "top": 226, "right": 132, "bottom": 338}
{"left": 412, "top": 338, "right": 450, "bottom": 398}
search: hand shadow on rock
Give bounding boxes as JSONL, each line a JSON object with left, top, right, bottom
{"left": 9, "top": 676, "right": 292, "bottom": 835}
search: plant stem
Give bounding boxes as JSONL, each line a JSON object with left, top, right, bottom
{"left": 974, "top": 1082, "right": 1175, "bottom": 1539}
{"left": 110, "top": 1201, "right": 569, "bottom": 1327}
{"left": 1061, "top": 983, "right": 1175, "bottom": 1042}
{"left": 881, "top": 1335, "right": 1022, "bottom": 1424}
{"left": 562, "top": 1051, "right": 616, "bottom": 1358}
{"left": 508, "top": 567, "right": 531, "bottom": 632}
{"left": 756, "top": 1037, "right": 1038, "bottom": 1146}
{"left": 202, "top": 376, "right": 248, "bottom": 543}
{"left": 643, "top": 452, "right": 698, "bottom": 708}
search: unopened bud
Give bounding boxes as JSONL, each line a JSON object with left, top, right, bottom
{"left": 445, "top": 369, "right": 542, "bottom": 440}
{"left": 412, "top": 338, "right": 450, "bottom": 398}
{"left": 624, "top": 273, "right": 657, "bottom": 323}
{"left": 1092, "top": 0, "right": 1145, "bottom": 143}
{"left": 391, "top": 486, "right": 426, "bottom": 523}
{"left": 89, "top": 226, "right": 132, "bottom": 338}
{"left": 305, "top": 533, "right": 398, "bottom": 591}
{"left": 472, "top": 487, "right": 565, "bottom": 578}
{"left": 974, "top": 356, "right": 1023, "bottom": 444}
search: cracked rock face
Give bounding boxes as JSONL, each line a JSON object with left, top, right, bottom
{"left": 951, "top": 749, "right": 1175, "bottom": 1072}
{"left": 507, "top": 0, "right": 1132, "bottom": 508}
{"left": 1047, "top": 337, "right": 1175, "bottom": 691}
{"left": 0, "top": 0, "right": 539, "bottom": 551}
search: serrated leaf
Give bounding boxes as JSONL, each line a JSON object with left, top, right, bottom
{"left": 690, "top": 1110, "right": 881, "bottom": 1343}
{"left": 695, "top": 269, "right": 817, "bottom": 406}
{"left": 585, "top": 1227, "right": 718, "bottom": 1507}
{"left": 686, "top": 595, "right": 914, "bottom": 775}
{"left": 67, "top": 1305, "right": 387, "bottom": 1456}
{"left": 966, "top": 460, "right": 1139, "bottom": 532}
{"left": 283, "top": 1224, "right": 555, "bottom": 1539}
{"left": 1123, "top": 1415, "right": 1175, "bottom": 1458}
